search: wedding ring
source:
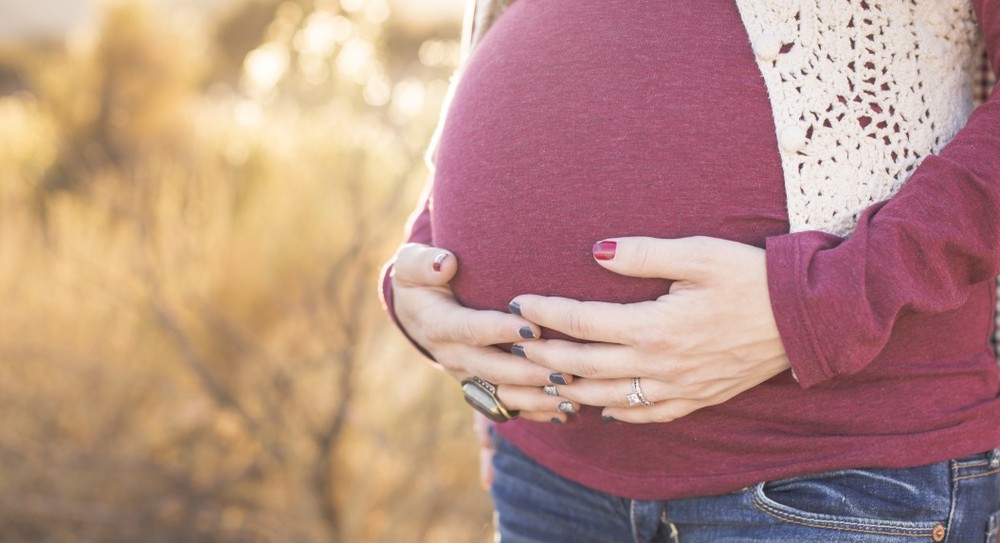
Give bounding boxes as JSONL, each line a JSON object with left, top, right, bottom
{"left": 626, "top": 377, "right": 654, "bottom": 407}
{"left": 461, "top": 377, "right": 520, "bottom": 423}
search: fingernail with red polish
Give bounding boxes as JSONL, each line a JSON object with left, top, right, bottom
{"left": 593, "top": 240, "right": 617, "bottom": 261}
{"left": 518, "top": 326, "right": 536, "bottom": 340}
{"left": 432, "top": 253, "right": 448, "bottom": 272}
{"left": 508, "top": 301, "right": 522, "bottom": 316}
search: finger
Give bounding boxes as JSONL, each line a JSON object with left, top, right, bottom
{"left": 591, "top": 236, "right": 726, "bottom": 281}
{"left": 602, "top": 398, "right": 704, "bottom": 424}
{"left": 412, "top": 296, "right": 542, "bottom": 347}
{"left": 457, "top": 367, "right": 565, "bottom": 424}
{"left": 545, "top": 377, "right": 637, "bottom": 408}
{"left": 393, "top": 243, "right": 458, "bottom": 286}
{"left": 441, "top": 346, "right": 556, "bottom": 387}
{"left": 514, "top": 339, "right": 637, "bottom": 380}
{"left": 516, "top": 410, "right": 571, "bottom": 424}
{"left": 510, "top": 295, "right": 655, "bottom": 343}
{"left": 510, "top": 343, "right": 577, "bottom": 385}
{"left": 497, "top": 384, "right": 580, "bottom": 417}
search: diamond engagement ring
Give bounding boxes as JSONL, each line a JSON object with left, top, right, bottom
{"left": 626, "top": 377, "right": 654, "bottom": 407}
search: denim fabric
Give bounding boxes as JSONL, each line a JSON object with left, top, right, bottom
{"left": 490, "top": 435, "right": 1000, "bottom": 543}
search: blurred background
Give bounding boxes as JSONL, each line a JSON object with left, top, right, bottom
{"left": 0, "top": 0, "right": 494, "bottom": 541}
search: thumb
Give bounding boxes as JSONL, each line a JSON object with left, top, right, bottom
{"left": 393, "top": 243, "right": 458, "bottom": 286}
{"left": 591, "top": 236, "right": 718, "bottom": 280}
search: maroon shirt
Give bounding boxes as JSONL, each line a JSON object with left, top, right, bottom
{"left": 383, "top": 0, "right": 1000, "bottom": 499}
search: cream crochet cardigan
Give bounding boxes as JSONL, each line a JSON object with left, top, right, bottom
{"left": 440, "top": 0, "right": 999, "bottom": 348}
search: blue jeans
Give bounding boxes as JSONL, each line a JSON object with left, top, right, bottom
{"left": 490, "top": 434, "right": 1000, "bottom": 543}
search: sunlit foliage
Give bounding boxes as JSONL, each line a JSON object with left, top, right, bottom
{"left": 0, "top": 1, "right": 488, "bottom": 541}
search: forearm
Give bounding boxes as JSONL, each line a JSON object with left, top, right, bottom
{"left": 767, "top": 89, "right": 1000, "bottom": 388}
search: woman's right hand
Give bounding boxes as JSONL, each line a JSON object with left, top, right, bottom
{"left": 391, "top": 243, "right": 576, "bottom": 423}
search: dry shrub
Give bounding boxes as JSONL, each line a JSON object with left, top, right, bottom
{"left": 0, "top": 1, "right": 489, "bottom": 541}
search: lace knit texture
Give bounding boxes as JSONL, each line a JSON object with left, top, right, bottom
{"left": 456, "top": 0, "right": 1000, "bottom": 353}
{"left": 733, "top": 0, "right": 998, "bottom": 355}
{"left": 735, "top": 0, "right": 983, "bottom": 236}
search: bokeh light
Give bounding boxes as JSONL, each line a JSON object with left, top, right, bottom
{"left": 0, "top": 0, "right": 484, "bottom": 541}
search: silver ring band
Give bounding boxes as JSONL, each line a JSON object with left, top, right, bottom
{"left": 626, "top": 377, "right": 654, "bottom": 407}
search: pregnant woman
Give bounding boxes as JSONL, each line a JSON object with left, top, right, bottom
{"left": 382, "top": 1, "right": 1000, "bottom": 541}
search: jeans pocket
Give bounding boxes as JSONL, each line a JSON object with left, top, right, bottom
{"left": 988, "top": 511, "right": 1000, "bottom": 543}
{"left": 752, "top": 464, "right": 951, "bottom": 540}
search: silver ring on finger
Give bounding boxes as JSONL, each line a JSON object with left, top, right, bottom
{"left": 626, "top": 377, "right": 654, "bottom": 407}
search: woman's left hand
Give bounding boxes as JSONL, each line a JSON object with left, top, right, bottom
{"left": 510, "top": 236, "right": 793, "bottom": 424}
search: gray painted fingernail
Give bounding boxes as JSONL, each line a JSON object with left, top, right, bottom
{"left": 557, "top": 401, "right": 576, "bottom": 414}
{"left": 549, "top": 373, "right": 568, "bottom": 385}
{"left": 518, "top": 326, "right": 536, "bottom": 339}
{"left": 602, "top": 415, "right": 617, "bottom": 424}
{"left": 543, "top": 385, "right": 559, "bottom": 396}
{"left": 508, "top": 301, "right": 522, "bottom": 316}
{"left": 550, "top": 417, "right": 563, "bottom": 425}
{"left": 511, "top": 344, "right": 527, "bottom": 357}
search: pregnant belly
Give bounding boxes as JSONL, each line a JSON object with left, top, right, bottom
{"left": 431, "top": 0, "right": 789, "bottom": 317}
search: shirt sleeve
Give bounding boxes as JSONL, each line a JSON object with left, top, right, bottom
{"left": 765, "top": 0, "right": 1000, "bottom": 388}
